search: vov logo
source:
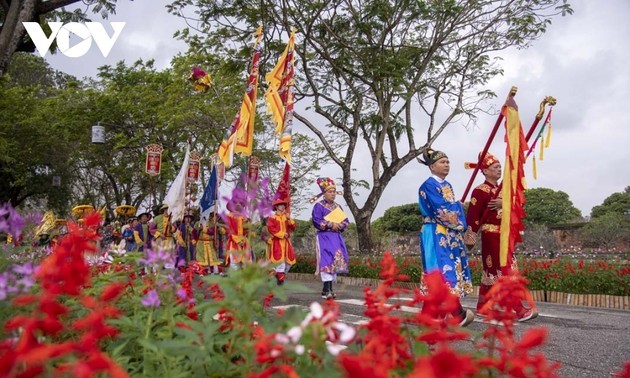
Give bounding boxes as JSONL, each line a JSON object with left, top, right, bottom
{"left": 22, "top": 22, "right": 126, "bottom": 58}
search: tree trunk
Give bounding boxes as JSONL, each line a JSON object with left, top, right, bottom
{"left": 354, "top": 210, "right": 374, "bottom": 254}
{"left": 0, "top": 0, "right": 37, "bottom": 76}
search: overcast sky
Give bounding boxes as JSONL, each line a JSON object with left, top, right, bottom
{"left": 44, "top": 0, "right": 630, "bottom": 220}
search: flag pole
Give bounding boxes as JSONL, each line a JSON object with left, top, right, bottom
{"left": 524, "top": 96, "right": 556, "bottom": 142}
{"left": 525, "top": 98, "right": 555, "bottom": 159}
{"left": 460, "top": 86, "right": 517, "bottom": 202}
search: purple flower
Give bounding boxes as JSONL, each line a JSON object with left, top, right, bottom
{"left": 0, "top": 203, "right": 25, "bottom": 239}
{"left": 12, "top": 262, "right": 38, "bottom": 276}
{"left": 176, "top": 288, "right": 195, "bottom": 304}
{"left": 139, "top": 247, "right": 176, "bottom": 268}
{"left": 221, "top": 175, "right": 274, "bottom": 220}
{"left": 140, "top": 290, "right": 161, "bottom": 308}
{"left": 0, "top": 272, "right": 8, "bottom": 301}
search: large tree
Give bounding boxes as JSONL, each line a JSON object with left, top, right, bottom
{"left": 524, "top": 187, "right": 582, "bottom": 225}
{"left": 168, "top": 0, "right": 572, "bottom": 252}
{"left": 0, "top": 52, "right": 79, "bottom": 213}
{"left": 0, "top": 0, "right": 123, "bottom": 76}
{"left": 590, "top": 186, "right": 630, "bottom": 219}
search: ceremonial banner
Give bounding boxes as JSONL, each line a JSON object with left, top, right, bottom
{"left": 217, "top": 26, "right": 263, "bottom": 167}
{"left": 265, "top": 28, "right": 296, "bottom": 162}
{"left": 145, "top": 144, "right": 164, "bottom": 176}
{"left": 274, "top": 162, "right": 291, "bottom": 212}
{"left": 200, "top": 165, "right": 218, "bottom": 222}
{"left": 187, "top": 151, "right": 201, "bottom": 183}
{"left": 164, "top": 145, "right": 190, "bottom": 222}
{"left": 499, "top": 97, "right": 528, "bottom": 267}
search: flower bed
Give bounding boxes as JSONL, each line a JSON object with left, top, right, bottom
{"left": 2, "top": 203, "right": 630, "bottom": 377}
{"left": 291, "top": 254, "right": 630, "bottom": 308}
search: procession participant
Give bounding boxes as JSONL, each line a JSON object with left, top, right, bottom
{"left": 418, "top": 148, "right": 474, "bottom": 327}
{"left": 311, "top": 177, "right": 349, "bottom": 300}
{"left": 133, "top": 211, "right": 153, "bottom": 252}
{"left": 464, "top": 151, "right": 537, "bottom": 321}
{"left": 175, "top": 213, "right": 197, "bottom": 269}
{"left": 196, "top": 212, "right": 225, "bottom": 275}
{"left": 122, "top": 218, "right": 138, "bottom": 252}
{"left": 151, "top": 203, "right": 176, "bottom": 252}
{"left": 224, "top": 200, "right": 252, "bottom": 270}
{"left": 267, "top": 198, "right": 296, "bottom": 286}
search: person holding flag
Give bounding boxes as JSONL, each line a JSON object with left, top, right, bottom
{"left": 267, "top": 197, "right": 296, "bottom": 286}
{"left": 417, "top": 148, "right": 474, "bottom": 327}
{"left": 175, "top": 213, "right": 197, "bottom": 269}
{"left": 464, "top": 151, "right": 537, "bottom": 321}
{"left": 224, "top": 199, "right": 252, "bottom": 270}
{"left": 133, "top": 211, "right": 153, "bottom": 253}
{"left": 151, "top": 203, "right": 176, "bottom": 252}
{"left": 196, "top": 211, "right": 225, "bottom": 275}
{"left": 196, "top": 165, "right": 225, "bottom": 274}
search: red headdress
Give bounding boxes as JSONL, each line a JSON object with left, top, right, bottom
{"left": 464, "top": 151, "right": 500, "bottom": 171}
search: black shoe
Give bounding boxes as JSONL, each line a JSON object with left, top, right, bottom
{"left": 321, "top": 291, "right": 329, "bottom": 299}
{"left": 330, "top": 291, "right": 336, "bottom": 299}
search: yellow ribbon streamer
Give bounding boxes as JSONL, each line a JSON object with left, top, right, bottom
{"left": 539, "top": 136, "right": 545, "bottom": 161}
{"left": 545, "top": 124, "right": 552, "bottom": 148}
{"left": 532, "top": 156, "right": 538, "bottom": 180}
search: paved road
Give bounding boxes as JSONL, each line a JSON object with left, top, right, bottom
{"left": 270, "top": 280, "right": 630, "bottom": 378}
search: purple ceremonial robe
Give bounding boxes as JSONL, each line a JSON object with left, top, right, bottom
{"left": 311, "top": 200, "right": 349, "bottom": 274}
{"left": 133, "top": 223, "right": 153, "bottom": 252}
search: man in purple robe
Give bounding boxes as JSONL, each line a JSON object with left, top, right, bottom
{"left": 311, "top": 177, "right": 349, "bottom": 299}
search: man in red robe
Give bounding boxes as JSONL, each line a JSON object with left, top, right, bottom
{"left": 464, "top": 152, "right": 537, "bottom": 322}
{"left": 266, "top": 198, "right": 296, "bottom": 285}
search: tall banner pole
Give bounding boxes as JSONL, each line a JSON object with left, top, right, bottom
{"left": 460, "top": 86, "right": 517, "bottom": 202}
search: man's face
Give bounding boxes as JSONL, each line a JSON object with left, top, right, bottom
{"left": 276, "top": 204, "right": 286, "bottom": 212}
{"left": 430, "top": 157, "right": 450, "bottom": 179}
{"left": 324, "top": 187, "right": 336, "bottom": 202}
{"left": 139, "top": 215, "right": 149, "bottom": 223}
{"left": 483, "top": 162, "right": 502, "bottom": 182}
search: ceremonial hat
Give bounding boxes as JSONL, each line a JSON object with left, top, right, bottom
{"left": 137, "top": 211, "right": 152, "bottom": 220}
{"left": 419, "top": 148, "right": 448, "bottom": 166}
{"left": 464, "top": 151, "right": 500, "bottom": 171}
{"left": 160, "top": 203, "right": 169, "bottom": 211}
{"left": 272, "top": 198, "right": 289, "bottom": 208}
{"left": 316, "top": 177, "right": 336, "bottom": 193}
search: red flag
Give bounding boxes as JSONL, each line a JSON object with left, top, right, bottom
{"left": 218, "top": 26, "right": 263, "bottom": 167}
{"left": 499, "top": 96, "right": 528, "bottom": 267}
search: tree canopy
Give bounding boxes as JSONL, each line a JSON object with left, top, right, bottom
{"left": 524, "top": 187, "right": 582, "bottom": 225}
{"left": 590, "top": 186, "right": 630, "bottom": 219}
{"left": 373, "top": 203, "right": 421, "bottom": 234}
{"left": 168, "top": 0, "right": 573, "bottom": 251}
{"left": 1, "top": 52, "right": 328, "bottom": 217}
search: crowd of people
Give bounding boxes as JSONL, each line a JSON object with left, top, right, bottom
{"left": 29, "top": 161, "right": 536, "bottom": 326}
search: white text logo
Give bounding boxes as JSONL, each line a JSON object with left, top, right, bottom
{"left": 22, "top": 22, "right": 126, "bottom": 58}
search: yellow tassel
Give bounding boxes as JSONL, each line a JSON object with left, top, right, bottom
{"left": 539, "top": 137, "right": 545, "bottom": 161}
{"left": 532, "top": 156, "right": 538, "bottom": 180}
{"left": 545, "top": 124, "right": 552, "bottom": 148}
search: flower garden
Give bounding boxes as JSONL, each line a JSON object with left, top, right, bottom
{"left": 289, "top": 254, "right": 630, "bottom": 297}
{"left": 1, "top": 204, "right": 630, "bottom": 377}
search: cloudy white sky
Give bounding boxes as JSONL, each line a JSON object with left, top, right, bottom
{"left": 44, "top": 0, "right": 630, "bottom": 221}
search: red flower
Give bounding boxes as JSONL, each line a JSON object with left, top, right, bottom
{"left": 100, "top": 282, "right": 126, "bottom": 302}
{"left": 410, "top": 347, "right": 478, "bottom": 378}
